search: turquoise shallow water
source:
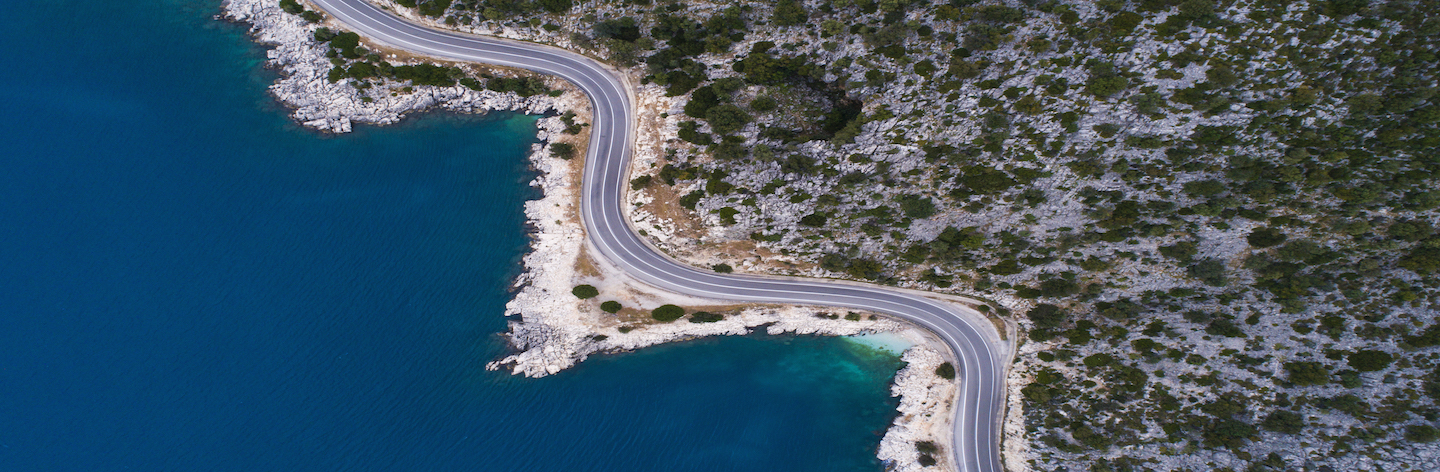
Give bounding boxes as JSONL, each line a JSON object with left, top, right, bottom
{"left": 0, "top": 1, "right": 904, "bottom": 471}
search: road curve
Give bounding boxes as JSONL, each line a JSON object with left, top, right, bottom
{"left": 306, "top": 1, "right": 1008, "bottom": 470}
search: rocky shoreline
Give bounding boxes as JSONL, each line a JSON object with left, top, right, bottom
{"left": 222, "top": 1, "right": 970, "bottom": 470}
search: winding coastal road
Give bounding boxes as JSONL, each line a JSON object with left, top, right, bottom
{"left": 306, "top": 1, "right": 1008, "bottom": 470}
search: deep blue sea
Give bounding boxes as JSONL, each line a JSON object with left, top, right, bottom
{"left": 0, "top": 1, "right": 904, "bottom": 471}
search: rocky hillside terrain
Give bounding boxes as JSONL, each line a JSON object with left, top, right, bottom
{"left": 295, "top": 0, "right": 1440, "bottom": 470}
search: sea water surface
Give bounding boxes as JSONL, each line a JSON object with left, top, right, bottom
{"left": 0, "top": 1, "right": 905, "bottom": 471}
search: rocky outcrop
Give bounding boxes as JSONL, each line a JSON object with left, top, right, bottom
{"left": 222, "top": 0, "right": 560, "bottom": 133}
{"left": 878, "top": 347, "right": 960, "bottom": 472}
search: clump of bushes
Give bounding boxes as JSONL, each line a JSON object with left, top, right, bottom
{"left": 651, "top": 304, "right": 685, "bottom": 322}
{"left": 279, "top": 0, "right": 322, "bottom": 23}
{"left": 600, "top": 301, "right": 622, "bottom": 313}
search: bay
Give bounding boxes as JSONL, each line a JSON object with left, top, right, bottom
{"left": 0, "top": 2, "right": 903, "bottom": 471}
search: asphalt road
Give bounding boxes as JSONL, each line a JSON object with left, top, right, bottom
{"left": 305, "top": 1, "right": 1008, "bottom": 470}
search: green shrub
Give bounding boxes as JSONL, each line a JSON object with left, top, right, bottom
{"left": 1205, "top": 318, "right": 1246, "bottom": 337}
{"left": 705, "top": 104, "right": 751, "bottom": 134}
{"left": 679, "top": 190, "right": 704, "bottom": 210}
{"left": 989, "top": 259, "right": 1023, "bottom": 275}
{"left": 772, "top": 0, "right": 807, "bottom": 26}
{"left": 1039, "top": 278, "right": 1079, "bottom": 298}
{"left": 392, "top": 64, "right": 458, "bottom": 87}
{"left": 600, "top": 301, "right": 622, "bottom": 313}
{"left": 915, "top": 440, "right": 939, "bottom": 454}
{"left": 487, "top": 76, "right": 552, "bottom": 97}
{"left": 712, "top": 263, "right": 733, "bottom": 273}
{"left": 798, "top": 213, "right": 827, "bottom": 227}
{"left": 537, "top": 0, "right": 572, "bottom": 14}
{"left": 684, "top": 86, "right": 719, "bottom": 118}
{"left": 1406, "top": 424, "right": 1439, "bottom": 443}
{"left": 749, "top": 96, "right": 777, "bottom": 112}
{"left": 935, "top": 362, "right": 956, "bottom": 379}
{"left": 1406, "top": 324, "right": 1440, "bottom": 348}
{"left": 1029, "top": 304, "right": 1066, "bottom": 329}
{"left": 1400, "top": 245, "right": 1440, "bottom": 273}
{"left": 1083, "top": 353, "right": 1113, "bottom": 367}
{"left": 1085, "top": 61, "right": 1128, "bottom": 97}
{"left": 651, "top": 304, "right": 685, "bottom": 322}
{"left": 1347, "top": 350, "right": 1394, "bottom": 372}
{"left": 1284, "top": 361, "right": 1330, "bottom": 386}
{"left": 1260, "top": 410, "right": 1304, "bottom": 434}
{"left": 279, "top": 0, "right": 304, "bottom": 14}
{"left": 415, "top": 0, "right": 453, "bottom": 17}
{"left": 329, "top": 31, "right": 363, "bottom": 58}
{"left": 689, "top": 311, "right": 724, "bottom": 323}
{"left": 572, "top": 284, "right": 599, "bottom": 299}
{"left": 1187, "top": 258, "right": 1228, "bottom": 287}
{"left": 629, "top": 175, "right": 652, "bottom": 190}
{"left": 313, "top": 27, "right": 337, "bottom": 43}
{"left": 954, "top": 166, "right": 1016, "bottom": 195}
{"left": 899, "top": 195, "right": 937, "bottom": 219}
{"left": 550, "top": 142, "right": 576, "bottom": 160}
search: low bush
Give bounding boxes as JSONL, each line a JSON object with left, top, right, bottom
{"left": 652, "top": 304, "right": 685, "bottom": 322}
{"left": 572, "top": 284, "right": 599, "bottom": 299}
{"left": 689, "top": 311, "right": 724, "bottom": 323}
{"left": 551, "top": 142, "right": 576, "bottom": 160}
{"left": 935, "top": 362, "right": 956, "bottom": 380}
{"left": 600, "top": 301, "right": 622, "bottom": 313}
{"left": 1407, "top": 424, "right": 1439, "bottom": 443}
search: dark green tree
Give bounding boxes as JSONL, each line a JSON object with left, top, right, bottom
{"left": 935, "top": 362, "right": 956, "bottom": 379}
{"left": 705, "top": 104, "right": 751, "bottom": 134}
{"left": 688, "top": 311, "right": 724, "bottom": 323}
{"left": 550, "top": 142, "right": 576, "bottom": 160}
{"left": 1028, "top": 304, "right": 1066, "bottom": 330}
{"left": 772, "top": 0, "right": 807, "bottom": 26}
{"left": 1347, "top": 350, "right": 1394, "bottom": 372}
{"left": 651, "top": 304, "right": 685, "bottom": 322}
{"left": 572, "top": 284, "right": 599, "bottom": 299}
{"left": 537, "top": 0, "right": 572, "bottom": 14}
{"left": 1187, "top": 258, "right": 1228, "bottom": 286}
{"left": 1284, "top": 361, "right": 1331, "bottom": 386}
{"left": 1247, "top": 227, "right": 1287, "bottom": 248}
{"left": 1261, "top": 410, "right": 1304, "bottom": 434}
{"left": 899, "top": 195, "right": 937, "bottom": 219}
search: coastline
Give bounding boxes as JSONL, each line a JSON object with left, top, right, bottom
{"left": 221, "top": 1, "right": 971, "bottom": 470}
